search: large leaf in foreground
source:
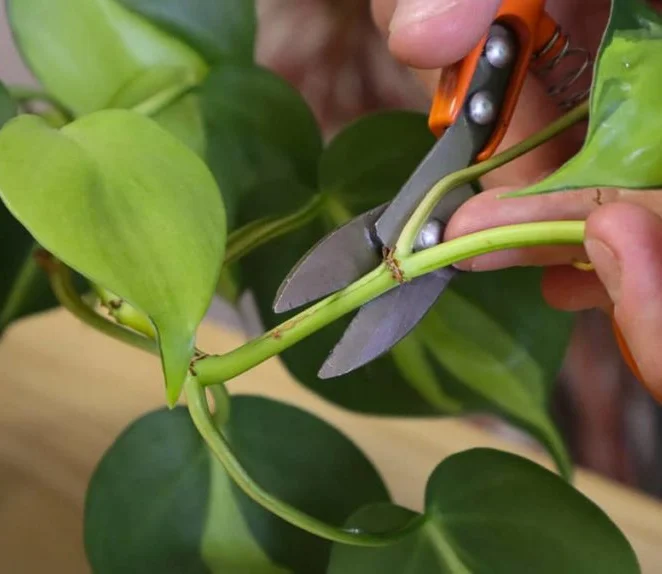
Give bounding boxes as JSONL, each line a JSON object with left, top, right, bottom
{"left": 85, "top": 396, "right": 389, "bottom": 573}
{"left": 238, "top": 112, "right": 574, "bottom": 473}
{"left": 513, "top": 0, "right": 662, "bottom": 195}
{"left": 0, "top": 110, "right": 225, "bottom": 405}
{"left": 328, "top": 449, "right": 640, "bottom": 574}
{"left": 118, "top": 0, "right": 256, "bottom": 64}
{"left": 7, "top": 0, "right": 206, "bottom": 115}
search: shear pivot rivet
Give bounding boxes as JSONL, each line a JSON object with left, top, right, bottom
{"left": 485, "top": 29, "right": 515, "bottom": 68}
{"left": 414, "top": 219, "right": 444, "bottom": 251}
{"left": 468, "top": 91, "right": 496, "bottom": 125}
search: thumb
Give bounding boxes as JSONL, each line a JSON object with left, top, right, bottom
{"left": 584, "top": 202, "right": 662, "bottom": 401}
{"left": 388, "top": 0, "right": 502, "bottom": 68}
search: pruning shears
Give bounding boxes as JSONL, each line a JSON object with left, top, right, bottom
{"left": 273, "top": 0, "right": 642, "bottom": 383}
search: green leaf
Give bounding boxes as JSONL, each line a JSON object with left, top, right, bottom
{"left": 85, "top": 406, "right": 286, "bottom": 574}
{"left": 328, "top": 449, "right": 640, "bottom": 574}
{"left": 511, "top": 0, "right": 662, "bottom": 196}
{"left": 200, "top": 63, "right": 323, "bottom": 229}
{"left": 413, "top": 268, "right": 574, "bottom": 476}
{"left": 8, "top": 0, "right": 207, "bottom": 116}
{"left": 237, "top": 112, "right": 574, "bottom": 465}
{"left": 117, "top": 0, "right": 256, "bottom": 64}
{"left": 319, "top": 112, "right": 436, "bottom": 215}
{"left": 226, "top": 396, "right": 390, "bottom": 573}
{"left": 85, "top": 396, "right": 389, "bottom": 573}
{"left": 0, "top": 110, "right": 225, "bottom": 405}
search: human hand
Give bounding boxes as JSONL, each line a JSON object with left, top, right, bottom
{"left": 372, "top": 0, "right": 662, "bottom": 397}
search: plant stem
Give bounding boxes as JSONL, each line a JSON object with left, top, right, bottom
{"left": 186, "top": 374, "right": 425, "bottom": 546}
{"left": 132, "top": 82, "right": 196, "bottom": 118}
{"left": 8, "top": 85, "right": 74, "bottom": 122}
{"left": 93, "top": 285, "right": 157, "bottom": 339}
{"left": 395, "top": 101, "right": 589, "bottom": 255}
{"left": 194, "top": 221, "right": 585, "bottom": 386}
{"left": 46, "top": 257, "right": 158, "bottom": 355}
{"left": 225, "top": 194, "right": 325, "bottom": 265}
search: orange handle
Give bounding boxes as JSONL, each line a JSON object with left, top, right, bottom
{"left": 429, "top": 2, "right": 568, "bottom": 162}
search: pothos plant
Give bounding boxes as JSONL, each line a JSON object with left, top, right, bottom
{"left": 0, "top": 0, "right": 658, "bottom": 572}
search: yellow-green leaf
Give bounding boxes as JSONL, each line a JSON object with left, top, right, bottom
{"left": 8, "top": 0, "right": 207, "bottom": 116}
{"left": 0, "top": 110, "right": 225, "bottom": 405}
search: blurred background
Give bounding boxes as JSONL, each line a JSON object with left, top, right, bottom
{"left": 0, "top": 0, "right": 660, "bottom": 498}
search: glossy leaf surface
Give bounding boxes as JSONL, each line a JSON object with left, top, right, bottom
{"left": 328, "top": 449, "right": 640, "bottom": 574}
{"left": 514, "top": 0, "right": 662, "bottom": 195}
{"left": 8, "top": 0, "right": 206, "bottom": 115}
{"left": 118, "top": 0, "right": 256, "bottom": 63}
{"left": 85, "top": 406, "right": 285, "bottom": 574}
{"left": 238, "top": 112, "right": 573, "bottom": 471}
{"left": 0, "top": 110, "right": 225, "bottom": 405}
{"left": 201, "top": 64, "right": 323, "bottom": 229}
{"left": 85, "top": 396, "right": 389, "bottom": 573}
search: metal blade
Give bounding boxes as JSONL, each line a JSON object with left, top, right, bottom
{"left": 273, "top": 204, "right": 386, "bottom": 313}
{"left": 318, "top": 267, "right": 457, "bottom": 379}
{"left": 375, "top": 116, "right": 479, "bottom": 247}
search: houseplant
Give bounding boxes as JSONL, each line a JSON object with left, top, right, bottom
{"left": 0, "top": 0, "right": 658, "bottom": 571}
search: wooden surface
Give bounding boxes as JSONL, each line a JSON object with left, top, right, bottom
{"left": 2, "top": 309, "right": 662, "bottom": 573}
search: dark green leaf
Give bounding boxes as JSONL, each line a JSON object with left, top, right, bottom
{"left": 8, "top": 0, "right": 207, "bottom": 116}
{"left": 201, "top": 63, "right": 323, "bottom": 229}
{"left": 319, "top": 111, "right": 436, "bottom": 213}
{"left": 85, "top": 408, "right": 212, "bottom": 573}
{"left": 118, "top": 0, "right": 256, "bottom": 64}
{"left": 0, "top": 110, "right": 225, "bottom": 405}
{"left": 512, "top": 0, "right": 662, "bottom": 196}
{"left": 227, "top": 396, "right": 390, "bottom": 573}
{"left": 328, "top": 449, "right": 640, "bottom": 574}
{"left": 85, "top": 396, "right": 389, "bottom": 573}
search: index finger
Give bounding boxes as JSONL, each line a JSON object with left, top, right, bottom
{"left": 372, "top": 0, "right": 502, "bottom": 68}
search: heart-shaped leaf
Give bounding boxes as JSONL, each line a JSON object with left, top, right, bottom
{"left": 237, "top": 112, "right": 573, "bottom": 472}
{"left": 328, "top": 449, "right": 640, "bottom": 574}
{"left": 0, "top": 110, "right": 225, "bottom": 405}
{"left": 85, "top": 396, "right": 390, "bottom": 573}
{"left": 8, "top": 0, "right": 207, "bottom": 116}
{"left": 512, "top": 0, "right": 662, "bottom": 196}
{"left": 117, "top": 0, "right": 256, "bottom": 64}
{"left": 200, "top": 63, "right": 323, "bottom": 229}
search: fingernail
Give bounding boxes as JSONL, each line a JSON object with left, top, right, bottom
{"left": 585, "top": 239, "right": 622, "bottom": 303}
{"left": 389, "top": 0, "right": 460, "bottom": 33}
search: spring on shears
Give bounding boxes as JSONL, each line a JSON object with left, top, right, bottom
{"left": 532, "top": 22, "right": 593, "bottom": 110}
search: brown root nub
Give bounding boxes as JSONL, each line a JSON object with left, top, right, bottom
{"left": 33, "top": 248, "right": 57, "bottom": 272}
{"left": 382, "top": 246, "right": 407, "bottom": 284}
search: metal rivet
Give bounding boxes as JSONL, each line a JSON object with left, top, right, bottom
{"left": 485, "top": 31, "right": 515, "bottom": 68}
{"left": 414, "top": 219, "right": 444, "bottom": 252}
{"left": 467, "top": 91, "right": 496, "bottom": 126}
